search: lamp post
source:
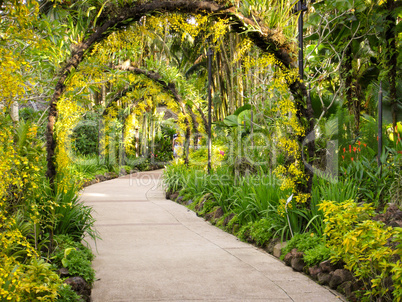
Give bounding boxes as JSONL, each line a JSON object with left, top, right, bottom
{"left": 207, "top": 45, "right": 213, "bottom": 174}
{"left": 378, "top": 81, "right": 383, "bottom": 172}
{"left": 294, "top": 0, "right": 308, "bottom": 80}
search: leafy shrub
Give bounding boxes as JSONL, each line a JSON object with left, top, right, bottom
{"left": 226, "top": 214, "right": 240, "bottom": 233}
{"left": 303, "top": 244, "right": 332, "bottom": 267}
{"left": 247, "top": 219, "right": 273, "bottom": 246}
{"left": 311, "top": 175, "right": 358, "bottom": 205}
{"left": 18, "top": 258, "right": 62, "bottom": 301}
{"left": 61, "top": 248, "right": 95, "bottom": 285}
{"left": 163, "top": 163, "right": 189, "bottom": 193}
{"left": 1, "top": 257, "right": 62, "bottom": 302}
{"left": 53, "top": 189, "right": 98, "bottom": 242}
{"left": 280, "top": 233, "right": 324, "bottom": 260}
{"left": 320, "top": 200, "right": 401, "bottom": 301}
{"left": 340, "top": 152, "right": 394, "bottom": 207}
{"left": 57, "top": 284, "right": 84, "bottom": 302}
{"left": 29, "top": 179, "right": 98, "bottom": 243}
{"left": 71, "top": 114, "right": 99, "bottom": 156}
{"left": 52, "top": 234, "right": 94, "bottom": 268}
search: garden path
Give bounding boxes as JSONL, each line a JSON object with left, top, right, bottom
{"left": 81, "top": 170, "right": 344, "bottom": 302}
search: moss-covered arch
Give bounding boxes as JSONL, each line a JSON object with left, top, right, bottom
{"left": 46, "top": 0, "right": 313, "bottom": 184}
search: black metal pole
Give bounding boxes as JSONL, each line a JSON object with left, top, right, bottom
{"left": 298, "top": 0, "right": 304, "bottom": 80}
{"left": 378, "top": 81, "right": 383, "bottom": 172}
{"left": 207, "top": 46, "right": 213, "bottom": 174}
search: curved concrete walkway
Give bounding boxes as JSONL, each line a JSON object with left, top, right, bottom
{"left": 81, "top": 170, "right": 344, "bottom": 302}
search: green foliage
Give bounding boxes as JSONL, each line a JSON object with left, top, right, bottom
{"left": 303, "top": 244, "right": 332, "bottom": 267}
{"left": 17, "top": 258, "right": 62, "bottom": 302}
{"left": 312, "top": 176, "right": 358, "bottom": 204}
{"left": 29, "top": 178, "right": 98, "bottom": 243}
{"left": 226, "top": 214, "right": 240, "bottom": 233}
{"left": 57, "top": 284, "right": 84, "bottom": 302}
{"left": 281, "top": 233, "right": 324, "bottom": 259}
{"left": 279, "top": 231, "right": 331, "bottom": 267}
{"left": 61, "top": 248, "right": 95, "bottom": 285}
{"left": 162, "top": 163, "right": 190, "bottom": 193}
{"left": 341, "top": 151, "right": 394, "bottom": 207}
{"left": 52, "top": 234, "right": 94, "bottom": 268}
{"left": 238, "top": 219, "right": 273, "bottom": 247}
{"left": 320, "top": 200, "right": 401, "bottom": 301}
{"left": 53, "top": 183, "right": 98, "bottom": 243}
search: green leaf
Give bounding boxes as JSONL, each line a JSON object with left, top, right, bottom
{"left": 234, "top": 104, "right": 251, "bottom": 116}
{"left": 223, "top": 115, "right": 239, "bottom": 127}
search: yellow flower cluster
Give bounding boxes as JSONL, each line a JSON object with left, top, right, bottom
{"left": 91, "top": 28, "right": 142, "bottom": 66}
{"left": 0, "top": 201, "right": 42, "bottom": 301}
{"left": 55, "top": 96, "right": 85, "bottom": 189}
{"left": 166, "top": 14, "right": 210, "bottom": 42}
{"left": 233, "top": 38, "right": 253, "bottom": 64}
{"left": 0, "top": 118, "right": 44, "bottom": 206}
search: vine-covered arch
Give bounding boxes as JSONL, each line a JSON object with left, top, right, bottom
{"left": 46, "top": 0, "right": 313, "bottom": 185}
{"left": 101, "top": 65, "right": 208, "bottom": 163}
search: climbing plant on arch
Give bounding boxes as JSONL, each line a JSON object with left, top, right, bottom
{"left": 46, "top": 0, "right": 315, "bottom": 195}
{"left": 54, "top": 41, "right": 211, "bottom": 183}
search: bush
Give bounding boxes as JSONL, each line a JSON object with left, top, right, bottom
{"left": 303, "top": 244, "right": 332, "bottom": 267}
{"left": 250, "top": 219, "right": 273, "bottom": 246}
{"left": 320, "top": 200, "right": 401, "bottom": 301}
{"left": 52, "top": 235, "right": 94, "bottom": 268}
{"left": 61, "top": 248, "right": 95, "bottom": 285}
{"left": 281, "top": 233, "right": 330, "bottom": 265}
{"left": 0, "top": 258, "right": 63, "bottom": 302}
{"left": 57, "top": 284, "right": 84, "bottom": 302}
{"left": 71, "top": 114, "right": 99, "bottom": 156}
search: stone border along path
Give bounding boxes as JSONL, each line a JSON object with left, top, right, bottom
{"left": 81, "top": 170, "right": 345, "bottom": 302}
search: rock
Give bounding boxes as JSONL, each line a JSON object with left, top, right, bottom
{"left": 273, "top": 242, "right": 287, "bottom": 258}
{"left": 291, "top": 257, "right": 305, "bottom": 272}
{"left": 388, "top": 220, "right": 402, "bottom": 228}
{"left": 64, "top": 276, "right": 91, "bottom": 302}
{"left": 95, "top": 174, "right": 106, "bottom": 182}
{"left": 289, "top": 248, "right": 303, "bottom": 259}
{"left": 205, "top": 212, "right": 213, "bottom": 221}
{"left": 317, "top": 272, "right": 332, "bottom": 285}
{"left": 333, "top": 269, "right": 354, "bottom": 283}
{"left": 319, "top": 260, "right": 337, "bottom": 273}
{"left": 374, "top": 203, "right": 402, "bottom": 227}
{"left": 223, "top": 213, "right": 235, "bottom": 227}
{"left": 107, "top": 172, "right": 118, "bottom": 179}
{"left": 308, "top": 265, "right": 322, "bottom": 280}
{"left": 329, "top": 273, "right": 342, "bottom": 289}
{"left": 265, "top": 238, "right": 281, "bottom": 254}
{"left": 119, "top": 168, "right": 127, "bottom": 176}
{"left": 213, "top": 207, "right": 224, "bottom": 219}
{"left": 186, "top": 199, "right": 193, "bottom": 205}
{"left": 284, "top": 252, "right": 293, "bottom": 266}
{"left": 337, "top": 281, "right": 353, "bottom": 298}
{"left": 385, "top": 204, "right": 400, "bottom": 220}
{"left": 176, "top": 196, "right": 184, "bottom": 204}
{"left": 57, "top": 267, "right": 69, "bottom": 277}
{"left": 170, "top": 193, "right": 179, "bottom": 201}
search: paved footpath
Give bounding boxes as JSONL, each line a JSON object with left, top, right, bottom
{"left": 80, "top": 170, "right": 344, "bottom": 302}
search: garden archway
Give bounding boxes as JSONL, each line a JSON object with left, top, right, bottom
{"left": 46, "top": 0, "right": 314, "bottom": 192}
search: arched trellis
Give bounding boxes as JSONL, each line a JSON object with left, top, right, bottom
{"left": 46, "top": 0, "right": 314, "bottom": 192}
{"left": 101, "top": 65, "right": 208, "bottom": 163}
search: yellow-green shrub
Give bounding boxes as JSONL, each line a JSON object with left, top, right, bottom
{"left": 320, "top": 200, "right": 401, "bottom": 301}
{"left": 0, "top": 203, "right": 62, "bottom": 302}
